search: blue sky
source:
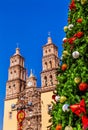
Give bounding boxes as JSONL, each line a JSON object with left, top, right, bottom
{"left": 0, "top": 0, "right": 69, "bottom": 129}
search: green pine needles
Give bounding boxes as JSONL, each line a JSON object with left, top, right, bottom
{"left": 51, "top": 0, "right": 88, "bottom": 130}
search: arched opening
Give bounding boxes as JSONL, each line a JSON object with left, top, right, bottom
{"left": 50, "top": 75, "right": 53, "bottom": 85}
{"left": 49, "top": 61, "right": 52, "bottom": 68}
{"left": 45, "top": 62, "right": 48, "bottom": 70}
{"left": 44, "top": 76, "right": 47, "bottom": 86}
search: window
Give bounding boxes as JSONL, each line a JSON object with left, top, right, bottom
{"left": 14, "top": 70, "right": 16, "bottom": 73}
{"left": 49, "top": 61, "right": 52, "bottom": 68}
{"left": 44, "top": 76, "right": 47, "bottom": 86}
{"left": 9, "top": 112, "right": 12, "bottom": 119}
{"left": 50, "top": 75, "right": 53, "bottom": 85}
{"left": 45, "top": 62, "right": 48, "bottom": 70}
{"left": 13, "top": 84, "right": 16, "bottom": 89}
{"left": 9, "top": 86, "right": 11, "bottom": 89}
{"left": 45, "top": 50, "right": 47, "bottom": 53}
{"left": 49, "top": 49, "right": 51, "bottom": 52}
{"left": 10, "top": 71, "right": 12, "bottom": 74}
{"left": 13, "top": 84, "right": 15, "bottom": 87}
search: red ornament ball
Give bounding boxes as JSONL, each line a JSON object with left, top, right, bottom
{"left": 77, "top": 18, "right": 83, "bottom": 23}
{"left": 79, "top": 82, "right": 88, "bottom": 91}
{"left": 61, "top": 64, "right": 67, "bottom": 71}
{"left": 56, "top": 124, "right": 62, "bottom": 130}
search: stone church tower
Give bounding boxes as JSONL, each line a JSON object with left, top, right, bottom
{"left": 41, "top": 36, "right": 59, "bottom": 130}
{"left": 3, "top": 48, "right": 26, "bottom": 130}
{"left": 3, "top": 36, "right": 59, "bottom": 130}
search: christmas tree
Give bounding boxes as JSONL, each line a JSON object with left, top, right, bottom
{"left": 51, "top": 0, "right": 88, "bottom": 130}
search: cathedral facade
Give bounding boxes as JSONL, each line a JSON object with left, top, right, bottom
{"left": 3, "top": 36, "right": 59, "bottom": 130}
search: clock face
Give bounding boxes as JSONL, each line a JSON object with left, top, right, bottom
{"left": 27, "top": 81, "right": 32, "bottom": 87}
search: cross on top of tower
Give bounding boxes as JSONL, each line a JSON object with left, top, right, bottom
{"left": 16, "top": 42, "right": 19, "bottom": 48}
{"left": 48, "top": 32, "right": 51, "bottom": 37}
{"left": 29, "top": 69, "right": 35, "bottom": 78}
{"left": 47, "top": 32, "right": 53, "bottom": 44}
{"left": 14, "top": 43, "right": 20, "bottom": 55}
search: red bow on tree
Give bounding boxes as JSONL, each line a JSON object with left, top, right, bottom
{"left": 68, "top": 37, "right": 76, "bottom": 44}
{"left": 70, "top": 99, "right": 86, "bottom": 116}
{"left": 74, "top": 32, "right": 84, "bottom": 38}
{"left": 69, "top": 0, "right": 76, "bottom": 10}
{"left": 82, "top": 115, "right": 88, "bottom": 130}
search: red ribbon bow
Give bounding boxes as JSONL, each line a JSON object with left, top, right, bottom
{"left": 82, "top": 115, "right": 88, "bottom": 130}
{"left": 69, "top": 0, "right": 76, "bottom": 10}
{"left": 70, "top": 99, "right": 86, "bottom": 116}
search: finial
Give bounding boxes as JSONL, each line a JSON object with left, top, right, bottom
{"left": 29, "top": 69, "right": 34, "bottom": 77}
{"left": 48, "top": 32, "right": 51, "bottom": 37}
{"left": 14, "top": 43, "right": 20, "bottom": 55}
{"left": 16, "top": 42, "right": 19, "bottom": 48}
{"left": 47, "top": 32, "right": 52, "bottom": 44}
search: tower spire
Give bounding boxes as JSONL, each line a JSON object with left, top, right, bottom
{"left": 14, "top": 43, "right": 20, "bottom": 55}
{"left": 16, "top": 42, "right": 19, "bottom": 48}
{"left": 47, "top": 32, "right": 52, "bottom": 44}
{"left": 29, "top": 69, "right": 34, "bottom": 77}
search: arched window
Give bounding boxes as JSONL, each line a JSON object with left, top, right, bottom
{"left": 44, "top": 76, "right": 47, "bottom": 86}
{"left": 9, "top": 112, "right": 12, "bottom": 119}
{"left": 45, "top": 62, "right": 48, "bottom": 70}
{"left": 50, "top": 75, "right": 53, "bottom": 85}
{"left": 49, "top": 61, "right": 52, "bottom": 68}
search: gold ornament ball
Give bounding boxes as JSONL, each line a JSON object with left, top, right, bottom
{"left": 60, "top": 96, "right": 67, "bottom": 103}
{"left": 63, "top": 51, "right": 69, "bottom": 56}
{"left": 65, "top": 126, "right": 73, "bottom": 130}
{"left": 64, "top": 26, "right": 68, "bottom": 32}
{"left": 74, "top": 77, "right": 81, "bottom": 84}
{"left": 81, "top": 0, "right": 87, "bottom": 5}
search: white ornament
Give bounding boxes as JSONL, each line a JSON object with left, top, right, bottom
{"left": 68, "top": 24, "right": 74, "bottom": 30}
{"left": 62, "top": 104, "right": 69, "bottom": 112}
{"left": 76, "top": 0, "right": 80, "bottom": 1}
{"left": 62, "top": 37, "right": 67, "bottom": 42}
{"left": 72, "top": 51, "right": 80, "bottom": 59}
{"left": 60, "top": 55, "right": 63, "bottom": 60}
{"left": 55, "top": 95, "right": 60, "bottom": 102}
{"left": 65, "top": 126, "right": 73, "bottom": 130}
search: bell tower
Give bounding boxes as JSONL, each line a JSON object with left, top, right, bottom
{"left": 3, "top": 48, "right": 26, "bottom": 130}
{"left": 6, "top": 47, "right": 26, "bottom": 99}
{"left": 41, "top": 35, "right": 59, "bottom": 89}
{"left": 41, "top": 35, "right": 59, "bottom": 130}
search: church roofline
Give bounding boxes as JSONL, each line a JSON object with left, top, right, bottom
{"left": 42, "top": 54, "right": 59, "bottom": 59}
{"left": 40, "top": 68, "right": 58, "bottom": 74}
{"left": 6, "top": 78, "right": 26, "bottom": 83}
{"left": 10, "top": 54, "right": 25, "bottom": 60}
{"left": 42, "top": 43, "right": 58, "bottom": 50}
{"left": 8, "top": 64, "right": 26, "bottom": 70}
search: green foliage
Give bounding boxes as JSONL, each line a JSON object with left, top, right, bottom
{"left": 51, "top": 0, "right": 88, "bottom": 130}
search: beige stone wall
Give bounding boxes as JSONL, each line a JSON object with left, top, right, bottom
{"left": 41, "top": 91, "right": 53, "bottom": 130}
{"left": 3, "top": 99, "right": 18, "bottom": 130}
